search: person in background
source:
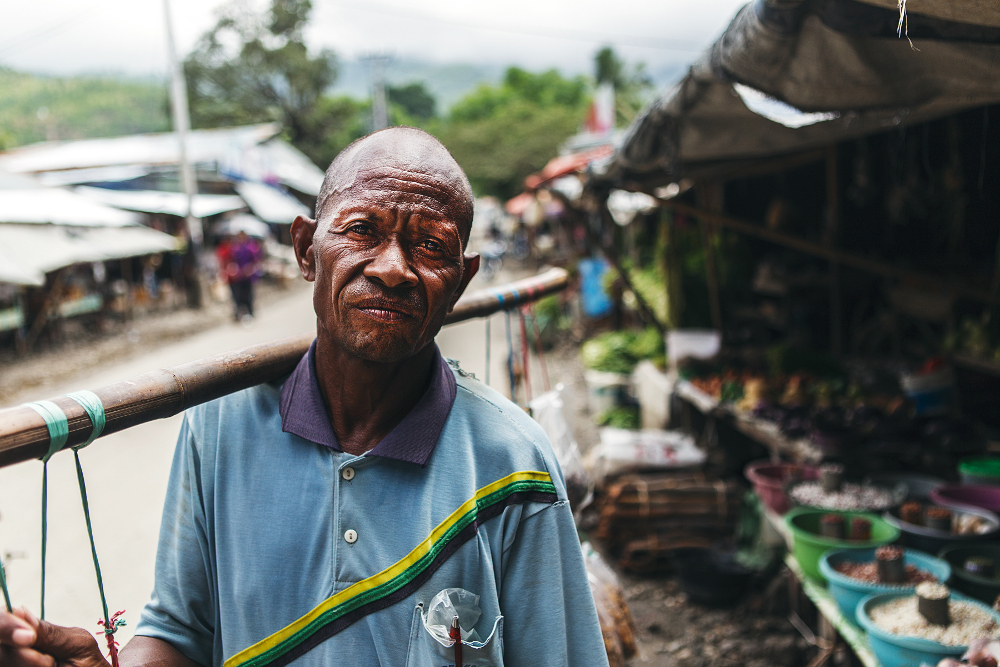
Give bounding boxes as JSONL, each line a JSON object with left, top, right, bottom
{"left": 221, "top": 230, "right": 263, "bottom": 321}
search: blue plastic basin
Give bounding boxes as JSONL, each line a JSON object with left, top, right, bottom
{"left": 819, "top": 548, "right": 952, "bottom": 620}
{"left": 856, "top": 591, "right": 1000, "bottom": 667}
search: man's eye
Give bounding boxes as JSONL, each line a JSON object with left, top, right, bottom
{"left": 419, "top": 239, "right": 443, "bottom": 251}
{"left": 347, "top": 223, "right": 372, "bottom": 235}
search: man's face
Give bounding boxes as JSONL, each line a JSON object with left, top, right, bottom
{"left": 293, "top": 161, "right": 477, "bottom": 364}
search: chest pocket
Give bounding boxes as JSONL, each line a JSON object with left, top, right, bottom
{"left": 405, "top": 604, "right": 504, "bottom": 667}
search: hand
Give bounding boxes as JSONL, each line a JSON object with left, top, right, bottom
{"left": 0, "top": 608, "right": 109, "bottom": 667}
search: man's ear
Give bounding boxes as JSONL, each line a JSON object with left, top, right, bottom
{"left": 290, "top": 215, "right": 318, "bottom": 282}
{"left": 449, "top": 253, "right": 480, "bottom": 311}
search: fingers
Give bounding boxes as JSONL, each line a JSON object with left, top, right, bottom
{"left": 0, "top": 608, "right": 38, "bottom": 648}
{"left": 0, "top": 644, "right": 57, "bottom": 667}
{"left": 31, "top": 618, "right": 103, "bottom": 666}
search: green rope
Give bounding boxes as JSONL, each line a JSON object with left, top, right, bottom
{"left": 73, "top": 450, "right": 110, "bottom": 626}
{"left": 0, "top": 555, "right": 11, "bottom": 613}
{"left": 24, "top": 400, "right": 68, "bottom": 620}
{"left": 21, "top": 393, "right": 107, "bottom": 622}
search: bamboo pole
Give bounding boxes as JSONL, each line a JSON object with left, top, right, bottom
{"left": 0, "top": 268, "right": 569, "bottom": 469}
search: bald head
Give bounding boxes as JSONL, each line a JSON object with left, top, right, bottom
{"left": 315, "top": 127, "right": 475, "bottom": 247}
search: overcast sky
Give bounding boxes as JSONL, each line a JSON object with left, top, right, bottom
{"left": 0, "top": 0, "right": 747, "bottom": 78}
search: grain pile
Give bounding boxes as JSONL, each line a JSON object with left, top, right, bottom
{"left": 870, "top": 596, "right": 999, "bottom": 646}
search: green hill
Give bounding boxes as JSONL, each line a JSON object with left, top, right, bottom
{"left": 0, "top": 69, "right": 170, "bottom": 150}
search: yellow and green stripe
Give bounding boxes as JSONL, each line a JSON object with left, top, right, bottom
{"left": 224, "top": 470, "right": 557, "bottom": 667}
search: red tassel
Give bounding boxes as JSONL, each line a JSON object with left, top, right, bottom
{"left": 98, "top": 610, "right": 126, "bottom": 667}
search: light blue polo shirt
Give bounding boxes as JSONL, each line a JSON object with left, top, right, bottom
{"left": 135, "top": 347, "right": 609, "bottom": 667}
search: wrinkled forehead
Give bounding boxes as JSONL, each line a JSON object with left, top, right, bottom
{"left": 321, "top": 164, "right": 465, "bottom": 218}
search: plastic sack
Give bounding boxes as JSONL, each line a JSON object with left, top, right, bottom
{"left": 586, "top": 427, "right": 705, "bottom": 483}
{"left": 421, "top": 588, "right": 482, "bottom": 646}
{"left": 529, "top": 384, "right": 593, "bottom": 513}
{"left": 583, "top": 542, "right": 638, "bottom": 667}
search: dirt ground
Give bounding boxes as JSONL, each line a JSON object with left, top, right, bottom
{"left": 541, "top": 342, "right": 811, "bottom": 667}
{"left": 0, "top": 279, "right": 307, "bottom": 405}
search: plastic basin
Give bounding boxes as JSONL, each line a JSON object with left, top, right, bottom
{"left": 819, "top": 548, "right": 951, "bottom": 620}
{"left": 883, "top": 504, "right": 999, "bottom": 553}
{"left": 856, "top": 590, "right": 1000, "bottom": 667}
{"left": 865, "top": 472, "right": 945, "bottom": 501}
{"left": 745, "top": 460, "right": 819, "bottom": 515}
{"left": 959, "top": 458, "right": 1000, "bottom": 486}
{"left": 938, "top": 544, "right": 1000, "bottom": 604}
{"left": 931, "top": 485, "right": 1000, "bottom": 514}
{"left": 785, "top": 508, "right": 900, "bottom": 582}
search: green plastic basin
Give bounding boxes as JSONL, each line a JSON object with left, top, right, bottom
{"left": 785, "top": 508, "right": 901, "bottom": 582}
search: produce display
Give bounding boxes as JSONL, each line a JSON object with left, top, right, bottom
{"left": 789, "top": 481, "right": 896, "bottom": 511}
{"left": 869, "top": 584, "right": 999, "bottom": 646}
{"left": 833, "top": 553, "right": 937, "bottom": 586}
{"left": 898, "top": 500, "right": 994, "bottom": 536}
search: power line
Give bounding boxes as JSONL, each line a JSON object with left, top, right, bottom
{"left": 0, "top": 3, "right": 107, "bottom": 58}
{"left": 328, "top": 0, "right": 705, "bottom": 53}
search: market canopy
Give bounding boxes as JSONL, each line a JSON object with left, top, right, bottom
{"left": 234, "top": 181, "right": 311, "bottom": 224}
{"left": 74, "top": 186, "right": 246, "bottom": 218}
{"left": 0, "top": 223, "right": 179, "bottom": 277}
{"left": 603, "top": 0, "right": 1000, "bottom": 188}
{"left": 0, "top": 188, "right": 140, "bottom": 226}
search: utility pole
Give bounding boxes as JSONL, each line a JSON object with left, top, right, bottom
{"left": 163, "top": 0, "right": 202, "bottom": 308}
{"left": 363, "top": 54, "right": 390, "bottom": 131}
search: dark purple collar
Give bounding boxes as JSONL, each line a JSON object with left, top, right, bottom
{"left": 278, "top": 340, "right": 457, "bottom": 466}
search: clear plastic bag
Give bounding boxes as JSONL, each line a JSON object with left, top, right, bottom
{"left": 529, "top": 383, "right": 593, "bottom": 514}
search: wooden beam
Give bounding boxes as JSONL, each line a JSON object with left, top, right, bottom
{"left": 659, "top": 200, "right": 1000, "bottom": 307}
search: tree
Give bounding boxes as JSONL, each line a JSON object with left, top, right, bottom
{"left": 387, "top": 83, "right": 436, "bottom": 121}
{"left": 593, "top": 46, "right": 653, "bottom": 126}
{"left": 436, "top": 67, "right": 588, "bottom": 199}
{"left": 183, "top": 0, "right": 338, "bottom": 164}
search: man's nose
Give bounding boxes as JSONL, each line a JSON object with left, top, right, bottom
{"left": 363, "top": 237, "right": 418, "bottom": 288}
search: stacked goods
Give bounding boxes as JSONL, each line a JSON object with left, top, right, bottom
{"left": 596, "top": 473, "right": 740, "bottom": 573}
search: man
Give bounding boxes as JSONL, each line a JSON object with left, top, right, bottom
{"left": 0, "top": 127, "right": 609, "bottom": 667}
{"left": 218, "top": 229, "right": 263, "bottom": 321}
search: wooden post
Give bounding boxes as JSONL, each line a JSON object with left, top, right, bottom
{"left": 697, "top": 183, "right": 724, "bottom": 332}
{"left": 826, "top": 145, "right": 842, "bottom": 357}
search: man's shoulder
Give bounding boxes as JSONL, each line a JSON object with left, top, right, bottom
{"left": 443, "top": 360, "right": 562, "bottom": 481}
{"left": 183, "top": 382, "right": 282, "bottom": 443}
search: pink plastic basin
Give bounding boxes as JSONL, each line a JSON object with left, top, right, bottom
{"left": 930, "top": 484, "right": 1000, "bottom": 514}
{"left": 745, "top": 460, "right": 820, "bottom": 515}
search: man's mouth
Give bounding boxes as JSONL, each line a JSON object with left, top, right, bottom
{"left": 353, "top": 298, "right": 418, "bottom": 322}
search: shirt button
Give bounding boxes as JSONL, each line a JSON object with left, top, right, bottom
{"left": 344, "top": 529, "right": 358, "bottom": 544}
{"left": 342, "top": 467, "right": 355, "bottom": 481}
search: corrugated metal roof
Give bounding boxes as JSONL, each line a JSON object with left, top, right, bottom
{"left": 0, "top": 124, "right": 325, "bottom": 197}
{"left": 0, "top": 124, "right": 280, "bottom": 174}
{"left": 0, "top": 188, "right": 140, "bottom": 226}
{"left": 75, "top": 187, "right": 246, "bottom": 218}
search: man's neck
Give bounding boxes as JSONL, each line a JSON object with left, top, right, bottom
{"left": 313, "top": 338, "right": 436, "bottom": 456}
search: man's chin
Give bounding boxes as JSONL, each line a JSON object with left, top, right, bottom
{"left": 341, "top": 332, "right": 426, "bottom": 364}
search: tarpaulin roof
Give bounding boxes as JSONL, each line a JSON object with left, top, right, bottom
{"left": 0, "top": 188, "right": 141, "bottom": 226}
{"left": 525, "top": 146, "right": 615, "bottom": 190}
{"left": 0, "top": 124, "right": 326, "bottom": 196}
{"left": 74, "top": 187, "right": 246, "bottom": 218}
{"left": 603, "top": 0, "right": 1000, "bottom": 187}
{"left": 235, "top": 181, "right": 311, "bottom": 224}
{"left": 0, "top": 223, "right": 178, "bottom": 278}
